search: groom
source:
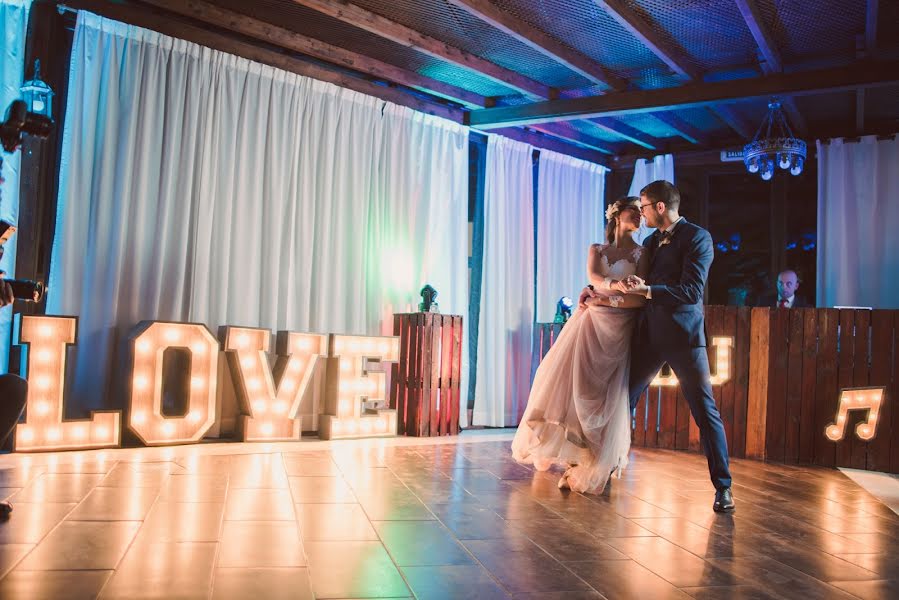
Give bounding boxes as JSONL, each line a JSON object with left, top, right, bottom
{"left": 589, "top": 180, "right": 734, "bottom": 512}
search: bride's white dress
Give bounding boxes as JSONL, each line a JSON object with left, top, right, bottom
{"left": 512, "top": 244, "right": 644, "bottom": 493}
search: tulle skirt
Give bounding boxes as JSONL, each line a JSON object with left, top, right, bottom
{"left": 512, "top": 305, "right": 636, "bottom": 493}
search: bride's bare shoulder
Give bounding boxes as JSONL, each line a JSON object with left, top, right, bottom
{"left": 589, "top": 243, "right": 607, "bottom": 254}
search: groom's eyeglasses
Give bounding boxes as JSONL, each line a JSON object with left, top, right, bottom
{"left": 638, "top": 203, "right": 653, "bottom": 213}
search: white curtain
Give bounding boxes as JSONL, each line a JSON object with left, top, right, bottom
{"left": 535, "top": 149, "right": 607, "bottom": 322}
{"left": 474, "top": 134, "right": 534, "bottom": 427}
{"left": 628, "top": 153, "right": 674, "bottom": 244}
{"left": 49, "top": 12, "right": 469, "bottom": 413}
{"left": 0, "top": 0, "right": 31, "bottom": 372}
{"left": 817, "top": 136, "right": 899, "bottom": 308}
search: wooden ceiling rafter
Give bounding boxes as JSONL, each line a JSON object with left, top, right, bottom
{"left": 468, "top": 60, "right": 899, "bottom": 128}
{"left": 651, "top": 112, "right": 712, "bottom": 146}
{"left": 595, "top": 0, "right": 761, "bottom": 141}
{"left": 735, "top": 0, "right": 807, "bottom": 136}
{"left": 444, "top": 0, "right": 628, "bottom": 91}
{"left": 284, "top": 0, "right": 651, "bottom": 154}
{"left": 137, "top": 0, "right": 488, "bottom": 108}
{"left": 288, "top": 0, "right": 553, "bottom": 99}
{"left": 439, "top": 0, "right": 671, "bottom": 150}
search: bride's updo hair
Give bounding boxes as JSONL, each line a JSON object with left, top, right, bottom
{"left": 605, "top": 196, "right": 641, "bottom": 244}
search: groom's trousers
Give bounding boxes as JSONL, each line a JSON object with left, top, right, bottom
{"left": 628, "top": 346, "right": 732, "bottom": 491}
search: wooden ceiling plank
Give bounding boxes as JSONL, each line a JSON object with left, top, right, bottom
{"left": 445, "top": 0, "right": 627, "bottom": 91}
{"left": 735, "top": 0, "right": 806, "bottom": 135}
{"left": 290, "top": 0, "right": 554, "bottom": 98}
{"left": 140, "top": 0, "right": 489, "bottom": 108}
{"left": 594, "top": 0, "right": 702, "bottom": 81}
{"left": 469, "top": 61, "right": 899, "bottom": 127}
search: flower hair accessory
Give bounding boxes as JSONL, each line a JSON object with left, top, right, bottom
{"left": 605, "top": 204, "right": 617, "bottom": 221}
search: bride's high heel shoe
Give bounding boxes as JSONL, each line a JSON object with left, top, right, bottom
{"left": 558, "top": 466, "right": 575, "bottom": 490}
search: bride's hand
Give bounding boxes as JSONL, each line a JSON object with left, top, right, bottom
{"left": 624, "top": 275, "right": 649, "bottom": 295}
{"left": 610, "top": 280, "right": 628, "bottom": 294}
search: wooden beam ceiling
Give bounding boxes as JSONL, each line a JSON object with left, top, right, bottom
{"left": 289, "top": 0, "right": 553, "bottom": 99}
{"left": 651, "top": 112, "right": 711, "bottom": 145}
{"left": 594, "top": 0, "right": 701, "bottom": 81}
{"left": 528, "top": 123, "right": 619, "bottom": 156}
{"left": 596, "top": 0, "right": 778, "bottom": 141}
{"left": 468, "top": 60, "right": 899, "bottom": 127}
{"left": 735, "top": 0, "right": 782, "bottom": 72}
{"left": 140, "top": 0, "right": 488, "bottom": 108}
{"left": 866, "top": 0, "right": 879, "bottom": 57}
{"left": 64, "top": 0, "right": 465, "bottom": 123}
{"left": 484, "top": 127, "right": 610, "bottom": 165}
{"left": 735, "top": 0, "right": 806, "bottom": 136}
{"left": 615, "top": 118, "right": 899, "bottom": 168}
{"left": 290, "top": 0, "right": 648, "bottom": 154}
{"left": 709, "top": 104, "right": 756, "bottom": 140}
{"left": 580, "top": 118, "right": 657, "bottom": 150}
{"left": 65, "top": 0, "right": 615, "bottom": 161}
{"left": 444, "top": 0, "right": 627, "bottom": 91}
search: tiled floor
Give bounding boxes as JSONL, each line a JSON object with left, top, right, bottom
{"left": 0, "top": 431, "right": 896, "bottom": 599}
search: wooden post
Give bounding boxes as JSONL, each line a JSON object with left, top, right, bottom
{"left": 746, "top": 308, "right": 770, "bottom": 459}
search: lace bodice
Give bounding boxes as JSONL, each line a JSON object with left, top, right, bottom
{"left": 593, "top": 244, "right": 644, "bottom": 281}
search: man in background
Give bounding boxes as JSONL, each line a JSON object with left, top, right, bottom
{"left": 758, "top": 269, "right": 810, "bottom": 308}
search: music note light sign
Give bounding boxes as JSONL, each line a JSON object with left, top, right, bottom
{"left": 825, "top": 387, "right": 885, "bottom": 442}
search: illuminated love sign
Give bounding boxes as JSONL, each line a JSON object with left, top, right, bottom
{"left": 318, "top": 334, "right": 400, "bottom": 440}
{"left": 650, "top": 336, "right": 733, "bottom": 386}
{"left": 13, "top": 315, "right": 121, "bottom": 452}
{"left": 825, "top": 387, "right": 885, "bottom": 441}
{"left": 11, "top": 316, "right": 400, "bottom": 451}
{"left": 222, "top": 327, "right": 327, "bottom": 442}
{"left": 128, "top": 322, "right": 219, "bottom": 446}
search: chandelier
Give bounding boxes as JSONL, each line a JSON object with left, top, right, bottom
{"left": 743, "top": 100, "right": 806, "bottom": 180}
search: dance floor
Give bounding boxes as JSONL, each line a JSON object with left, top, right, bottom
{"left": 0, "top": 431, "right": 896, "bottom": 599}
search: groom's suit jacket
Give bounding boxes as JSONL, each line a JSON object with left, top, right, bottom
{"left": 640, "top": 219, "right": 713, "bottom": 349}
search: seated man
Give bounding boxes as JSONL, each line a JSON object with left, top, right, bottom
{"left": 1, "top": 273, "right": 28, "bottom": 518}
{"left": 1, "top": 158, "right": 29, "bottom": 517}
{"left": 758, "top": 269, "right": 810, "bottom": 308}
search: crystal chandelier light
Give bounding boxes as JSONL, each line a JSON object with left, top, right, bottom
{"left": 743, "top": 100, "right": 806, "bottom": 180}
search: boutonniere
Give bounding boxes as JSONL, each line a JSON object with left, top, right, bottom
{"left": 657, "top": 232, "right": 672, "bottom": 247}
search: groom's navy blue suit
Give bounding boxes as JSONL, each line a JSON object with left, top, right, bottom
{"left": 628, "top": 219, "right": 732, "bottom": 491}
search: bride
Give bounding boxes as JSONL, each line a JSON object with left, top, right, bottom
{"left": 512, "top": 197, "right": 649, "bottom": 493}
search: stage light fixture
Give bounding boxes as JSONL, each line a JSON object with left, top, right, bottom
{"left": 554, "top": 296, "right": 574, "bottom": 323}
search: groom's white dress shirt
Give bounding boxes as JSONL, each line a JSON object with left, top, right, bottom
{"left": 643, "top": 216, "right": 684, "bottom": 300}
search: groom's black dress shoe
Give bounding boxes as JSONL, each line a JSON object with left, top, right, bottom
{"left": 713, "top": 488, "right": 735, "bottom": 513}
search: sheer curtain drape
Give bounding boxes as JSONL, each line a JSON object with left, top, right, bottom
{"left": 474, "top": 135, "right": 534, "bottom": 427}
{"left": 817, "top": 136, "right": 899, "bottom": 308}
{"left": 49, "top": 12, "right": 469, "bottom": 413}
{"left": 628, "top": 154, "right": 674, "bottom": 243}
{"left": 535, "top": 150, "right": 607, "bottom": 322}
{"left": 0, "top": 0, "right": 31, "bottom": 372}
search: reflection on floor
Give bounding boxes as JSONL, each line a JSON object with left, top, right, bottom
{"left": 0, "top": 430, "right": 897, "bottom": 599}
